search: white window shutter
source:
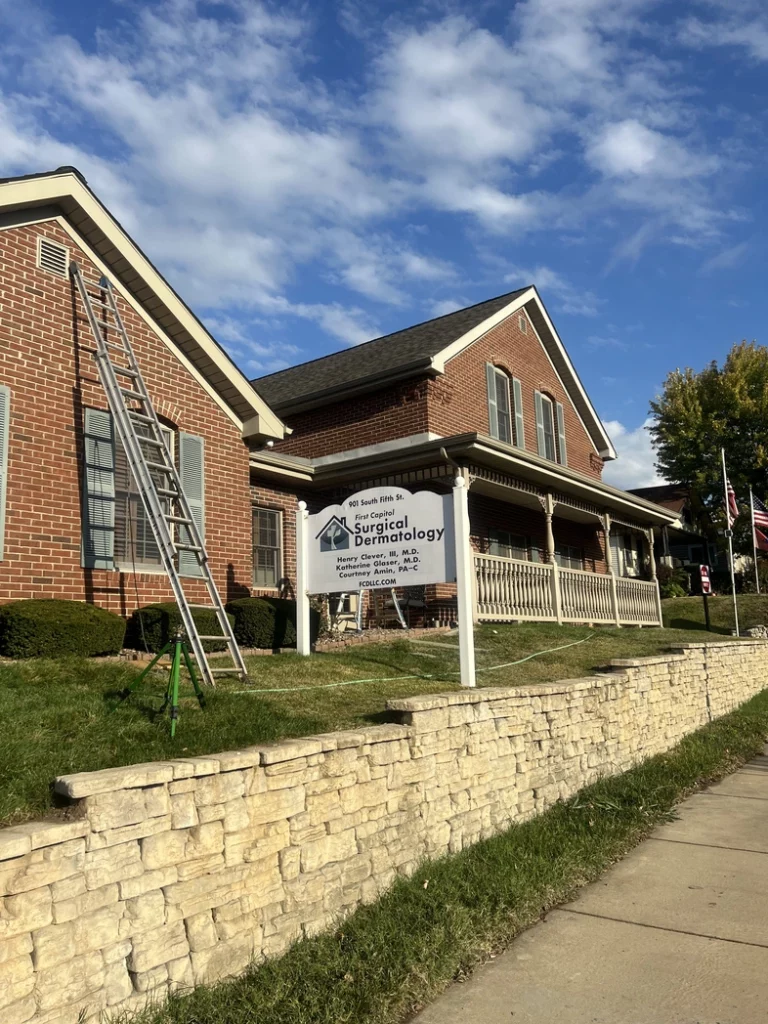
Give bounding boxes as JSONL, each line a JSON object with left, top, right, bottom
{"left": 534, "top": 391, "right": 546, "bottom": 456}
{"left": 179, "top": 433, "right": 205, "bottom": 577}
{"left": 485, "top": 363, "right": 499, "bottom": 438}
{"left": 82, "top": 409, "right": 115, "bottom": 569}
{"left": 556, "top": 402, "right": 568, "bottom": 465}
{"left": 512, "top": 377, "right": 525, "bottom": 449}
{"left": 0, "top": 386, "right": 10, "bottom": 560}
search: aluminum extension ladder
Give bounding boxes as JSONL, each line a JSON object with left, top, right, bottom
{"left": 71, "top": 262, "right": 247, "bottom": 687}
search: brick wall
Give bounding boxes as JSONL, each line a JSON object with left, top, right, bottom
{"left": 274, "top": 380, "right": 430, "bottom": 458}
{"left": 1, "top": 640, "right": 765, "bottom": 1023}
{"left": 0, "top": 220, "right": 254, "bottom": 613}
{"left": 428, "top": 307, "right": 603, "bottom": 478}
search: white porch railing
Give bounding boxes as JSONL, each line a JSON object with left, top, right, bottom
{"left": 474, "top": 554, "right": 662, "bottom": 626}
{"left": 474, "top": 554, "right": 556, "bottom": 621}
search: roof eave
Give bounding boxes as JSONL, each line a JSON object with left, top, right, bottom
{"left": 0, "top": 169, "right": 286, "bottom": 441}
{"left": 257, "top": 357, "right": 438, "bottom": 416}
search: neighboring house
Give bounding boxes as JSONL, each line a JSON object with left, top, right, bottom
{"left": 0, "top": 167, "right": 285, "bottom": 614}
{"left": 0, "top": 166, "right": 678, "bottom": 628}
{"left": 251, "top": 291, "right": 678, "bottom": 627}
{"left": 629, "top": 484, "right": 723, "bottom": 571}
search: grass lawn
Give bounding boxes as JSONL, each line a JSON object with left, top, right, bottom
{"left": 126, "top": 688, "right": 768, "bottom": 1024}
{"left": 662, "top": 593, "right": 768, "bottom": 633}
{"left": 0, "top": 621, "right": 742, "bottom": 827}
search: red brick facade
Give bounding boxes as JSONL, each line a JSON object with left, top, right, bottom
{"left": 274, "top": 307, "right": 603, "bottom": 480}
{"left": 433, "top": 309, "right": 603, "bottom": 479}
{"left": 0, "top": 219, "right": 255, "bottom": 613}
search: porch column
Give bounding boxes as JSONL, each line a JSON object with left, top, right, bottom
{"left": 544, "top": 493, "right": 562, "bottom": 624}
{"left": 604, "top": 512, "right": 621, "bottom": 627}
{"left": 647, "top": 527, "right": 664, "bottom": 626}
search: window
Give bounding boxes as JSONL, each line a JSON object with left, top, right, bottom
{"left": 489, "top": 529, "right": 529, "bottom": 560}
{"left": 540, "top": 394, "right": 557, "bottom": 462}
{"left": 37, "top": 237, "right": 69, "bottom": 277}
{"left": 534, "top": 391, "right": 568, "bottom": 465}
{"left": 486, "top": 364, "right": 525, "bottom": 447}
{"left": 253, "top": 508, "right": 282, "bottom": 587}
{"left": 114, "top": 424, "right": 173, "bottom": 571}
{"left": 519, "top": 315, "right": 527, "bottom": 334}
{"left": 610, "top": 532, "right": 643, "bottom": 577}
{"left": 555, "top": 544, "right": 583, "bottom": 570}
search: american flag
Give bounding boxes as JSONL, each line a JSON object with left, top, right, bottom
{"left": 756, "top": 528, "right": 768, "bottom": 554}
{"left": 725, "top": 479, "right": 740, "bottom": 528}
{"left": 753, "top": 493, "right": 768, "bottom": 530}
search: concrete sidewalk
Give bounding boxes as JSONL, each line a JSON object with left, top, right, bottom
{"left": 415, "top": 747, "right": 768, "bottom": 1024}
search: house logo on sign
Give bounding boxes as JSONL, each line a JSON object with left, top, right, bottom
{"left": 316, "top": 515, "right": 351, "bottom": 551}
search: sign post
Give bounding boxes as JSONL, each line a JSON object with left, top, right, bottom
{"left": 296, "top": 501, "right": 310, "bottom": 656}
{"left": 699, "top": 564, "right": 712, "bottom": 634}
{"left": 295, "top": 483, "right": 476, "bottom": 687}
{"left": 452, "top": 475, "right": 476, "bottom": 688}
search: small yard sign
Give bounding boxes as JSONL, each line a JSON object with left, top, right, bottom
{"left": 306, "top": 486, "right": 456, "bottom": 594}
{"left": 296, "top": 479, "right": 476, "bottom": 686}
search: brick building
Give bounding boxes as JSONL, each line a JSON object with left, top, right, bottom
{"left": 0, "top": 167, "right": 676, "bottom": 628}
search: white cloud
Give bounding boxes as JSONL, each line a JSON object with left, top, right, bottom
{"left": 680, "top": 9, "right": 768, "bottom": 62}
{"left": 601, "top": 418, "right": 663, "bottom": 489}
{"left": 700, "top": 241, "right": 750, "bottom": 274}
{"left": 586, "top": 120, "right": 718, "bottom": 180}
{"left": 506, "top": 265, "right": 600, "bottom": 316}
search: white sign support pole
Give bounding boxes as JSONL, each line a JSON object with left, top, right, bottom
{"left": 296, "top": 501, "right": 311, "bottom": 655}
{"left": 453, "top": 475, "right": 476, "bottom": 688}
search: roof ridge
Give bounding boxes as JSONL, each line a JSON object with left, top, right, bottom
{"left": 252, "top": 286, "right": 532, "bottom": 384}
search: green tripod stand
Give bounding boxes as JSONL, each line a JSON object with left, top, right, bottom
{"left": 116, "top": 628, "right": 206, "bottom": 737}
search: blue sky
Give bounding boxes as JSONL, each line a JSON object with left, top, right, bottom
{"left": 1, "top": 0, "right": 766, "bottom": 488}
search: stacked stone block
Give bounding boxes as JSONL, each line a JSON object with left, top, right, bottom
{"left": 1, "top": 639, "right": 766, "bottom": 1023}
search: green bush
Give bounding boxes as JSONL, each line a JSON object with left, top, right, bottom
{"left": 125, "top": 603, "right": 234, "bottom": 654}
{"left": 226, "top": 597, "right": 320, "bottom": 649}
{"left": 0, "top": 599, "right": 126, "bottom": 659}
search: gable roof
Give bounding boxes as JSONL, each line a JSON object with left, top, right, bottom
{"left": 253, "top": 289, "right": 525, "bottom": 410}
{"left": 253, "top": 287, "right": 616, "bottom": 460}
{"left": 0, "top": 166, "right": 285, "bottom": 441}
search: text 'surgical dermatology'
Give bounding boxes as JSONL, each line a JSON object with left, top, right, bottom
{"left": 307, "top": 487, "right": 455, "bottom": 593}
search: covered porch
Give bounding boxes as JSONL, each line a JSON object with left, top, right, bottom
{"left": 468, "top": 464, "right": 663, "bottom": 627}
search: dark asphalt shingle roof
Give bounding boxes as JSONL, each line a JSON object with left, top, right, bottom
{"left": 252, "top": 288, "right": 530, "bottom": 410}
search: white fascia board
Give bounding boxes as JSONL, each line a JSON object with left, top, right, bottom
{"left": 310, "top": 432, "right": 443, "bottom": 468}
{"left": 0, "top": 172, "right": 286, "bottom": 441}
{"left": 472, "top": 440, "right": 676, "bottom": 524}
{"left": 431, "top": 286, "right": 616, "bottom": 462}
{"left": 54, "top": 218, "right": 240, "bottom": 430}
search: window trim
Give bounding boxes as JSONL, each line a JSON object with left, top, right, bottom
{"left": 518, "top": 314, "right": 527, "bottom": 334}
{"left": 539, "top": 393, "right": 557, "bottom": 462}
{"left": 252, "top": 505, "right": 283, "bottom": 589}
{"left": 487, "top": 364, "right": 524, "bottom": 447}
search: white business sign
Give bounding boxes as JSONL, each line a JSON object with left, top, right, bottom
{"left": 306, "top": 486, "right": 456, "bottom": 594}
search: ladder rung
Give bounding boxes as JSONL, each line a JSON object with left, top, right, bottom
{"left": 82, "top": 295, "right": 112, "bottom": 309}
{"left": 196, "top": 635, "right": 228, "bottom": 641}
{"left": 113, "top": 366, "right": 139, "bottom": 378}
{"left": 209, "top": 668, "right": 244, "bottom": 675}
{"left": 156, "top": 487, "right": 180, "bottom": 498}
{"left": 189, "top": 604, "right": 216, "bottom": 609}
{"left": 165, "top": 515, "right": 192, "bottom": 525}
{"left": 128, "top": 411, "right": 154, "bottom": 424}
{"left": 176, "top": 542, "right": 204, "bottom": 553}
{"left": 145, "top": 459, "right": 173, "bottom": 472}
{"left": 119, "top": 387, "right": 146, "bottom": 402}
{"left": 136, "top": 436, "right": 166, "bottom": 447}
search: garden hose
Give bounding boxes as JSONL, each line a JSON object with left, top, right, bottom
{"left": 232, "top": 632, "right": 596, "bottom": 694}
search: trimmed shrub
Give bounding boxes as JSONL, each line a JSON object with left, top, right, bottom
{"left": 0, "top": 599, "right": 126, "bottom": 659}
{"left": 125, "top": 603, "right": 234, "bottom": 654}
{"left": 226, "top": 597, "right": 320, "bottom": 649}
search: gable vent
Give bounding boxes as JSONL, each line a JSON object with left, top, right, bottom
{"left": 37, "top": 237, "right": 69, "bottom": 278}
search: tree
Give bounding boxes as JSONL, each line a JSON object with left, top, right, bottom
{"left": 650, "top": 341, "right": 768, "bottom": 552}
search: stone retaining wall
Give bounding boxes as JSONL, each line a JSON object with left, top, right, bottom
{"left": 1, "top": 639, "right": 767, "bottom": 1024}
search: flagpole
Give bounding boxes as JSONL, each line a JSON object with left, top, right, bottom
{"left": 751, "top": 488, "right": 761, "bottom": 595}
{"left": 722, "top": 447, "right": 740, "bottom": 636}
